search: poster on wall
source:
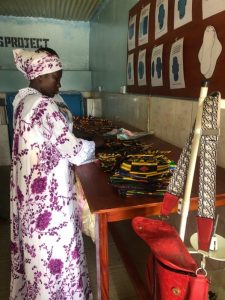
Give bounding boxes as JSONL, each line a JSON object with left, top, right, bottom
{"left": 128, "top": 0, "right": 225, "bottom": 98}
{"left": 202, "top": 0, "right": 225, "bottom": 20}
{"left": 128, "top": 15, "right": 136, "bottom": 51}
{"left": 151, "top": 44, "right": 163, "bottom": 86}
{"left": 155, "top": 0, "right": 168, "bottom": 39}
{"left": 174, "top": 0, "right": 193, "bottom": 29}
{"left": 127, "top": 53, "right": 135, "bottom": 85}
{"left": 198, "top": 26, "right": 222, "bottom": 79}
{"left": 138, "top": 3, "right": 150, "bottom": 46}
{"left": 169, "top": 37, "right": 185, "bottom": 89}
{"left": 138, "top": 49, "right": 147, "bottom": 86}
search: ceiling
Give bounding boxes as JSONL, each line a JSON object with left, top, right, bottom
{"left": 0, "top": 0, "right": 106, "bottom": 21}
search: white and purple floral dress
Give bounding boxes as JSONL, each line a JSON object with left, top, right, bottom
{"left": 10, "top": 88, "right": 94, "bottom": 300}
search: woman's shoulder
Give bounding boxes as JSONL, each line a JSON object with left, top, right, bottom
{"left": 19, "top": 88, "right": 57, "bottom": 107}
{"left": 14, "top": 88, "right": 58, "bottom": 119}
{"left": 14, "top": 87, "right": 40, "bottom": 106}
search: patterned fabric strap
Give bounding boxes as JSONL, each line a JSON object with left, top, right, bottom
{"left": 162, "top": 92, "right": 220, "bottom": 220}
{"left": 198, "top": 92, "right": 220, "bottom": 219}
{"left": 167, "top": 124, "right": 194, "bottom": 197}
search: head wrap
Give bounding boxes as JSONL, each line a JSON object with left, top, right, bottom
{"left": 13, "top": 49, "right": 62, "bottom": 80}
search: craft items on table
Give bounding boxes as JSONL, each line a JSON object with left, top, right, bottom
{"left": 109, "top": 151, "right": 176, "bottom": 197}
{"left": 104, "top": 127, "right": 150, "bottom": 140}
{"left": 97, "top": 138, "right": 176, "bottom": 197}
{"left": 97, "top": 139, "right": 151, "bottom": 172}
{"left": 73, "top": 116, "right": 114, "bottom": 135}
{"left": 73, "top": 116, "right": 176, "bottom": 197}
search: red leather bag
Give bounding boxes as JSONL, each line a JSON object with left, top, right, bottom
{"left": 132, "top": 217, "right": 209, "bottom": 300}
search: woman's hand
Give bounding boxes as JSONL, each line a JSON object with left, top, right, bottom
{"left": 93, "top": 136, "right": 105, "bottom": 148}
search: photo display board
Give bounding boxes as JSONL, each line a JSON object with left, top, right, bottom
{"left": 127, "top": 0, "right": 225, "bottom": 99}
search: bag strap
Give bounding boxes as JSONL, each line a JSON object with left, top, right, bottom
{"left": 166, "top": 123, "right": 195, "bottom": 198}
{"left": 197, "top": 91, "right": 220, "bottom": 251}
{"left": 198, "top": 92, "right": 220, "bottom": 219}
{"left": 160, "top": 123, "right": 195, "bottom": 216}
{"left": 161, "top": 91, "right": 221, "bottom": 251}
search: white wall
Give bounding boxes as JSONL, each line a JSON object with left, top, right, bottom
{"left": 149, "top": 96, "right": 196, "bottom": 148}
{"left": 90, "top": 0, "right": 138, "bottom": 92}
{"left": 0, "top": 16, "right": 91, "bottom": 92}
{"left": 98, "top": 92, "right": 225, "bottom": 170}
{"left": 99, "top": 92, "right": 150, "bottom": 131}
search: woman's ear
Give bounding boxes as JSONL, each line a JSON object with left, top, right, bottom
{"left": 29, "top": 75, "right": 45, "bottom": 90}
{"left": 37, "top": 74, "right": 48, "bottom": 86}
{"left": 38, "top": 75, "right": 45, "bottom": 82}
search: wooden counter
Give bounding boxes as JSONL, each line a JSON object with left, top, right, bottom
{"left": 75, "top": 135, "right": 225, "bottom": 300}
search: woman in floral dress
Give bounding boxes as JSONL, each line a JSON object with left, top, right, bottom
{"left": 10, "top": 48, "right": 98, "bottom": 299}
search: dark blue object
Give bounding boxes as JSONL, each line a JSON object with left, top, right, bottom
{"left": 142, "top": 16, "right": 148, "bottom": 35}
{"left": 158, "top": 4, "right": 165, "bottom": 30}
{"left": 5, "top": 92, "right": 16, "bottom": 153}
{"left": 60, "top": 92, "right": 83, "bottom": 117}
{"left": 178, "top": 0, "right": 187, "bottom": 19}
{"left": 129, "top": 23, "right": 134, "bottom": 40}
{"left": 151, "top": 61, "right": 155, "bottom": 77}
{"left": 172, "top": 56, "right": 179, "bottom": 81}
{"left": 128, "top": 62, "right": 132, "bottom": 80}
{"left": 138, "top": 61, "right": 145, "bottom": 79}
{"left": 156, "top": 57, "right": 162, "bottom": 79}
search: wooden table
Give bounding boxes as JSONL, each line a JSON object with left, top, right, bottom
{"left": 75, "top": 136, "right": 225, "bottom": 300}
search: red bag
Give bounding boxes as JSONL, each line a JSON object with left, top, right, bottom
{"left": 132, "top": 217, "right": 209, "bottom": 300}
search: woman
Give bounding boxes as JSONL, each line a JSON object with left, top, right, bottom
{"left": 10, "top": 48, "right": 99, "bottom": 299}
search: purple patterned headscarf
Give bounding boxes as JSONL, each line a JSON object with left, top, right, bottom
{"left": 13, "top": 49, "right": 62, "bottom": 80}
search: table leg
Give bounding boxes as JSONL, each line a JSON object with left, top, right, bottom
{"left": 95, "top": 213, "right": 109, "bottom": 300}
